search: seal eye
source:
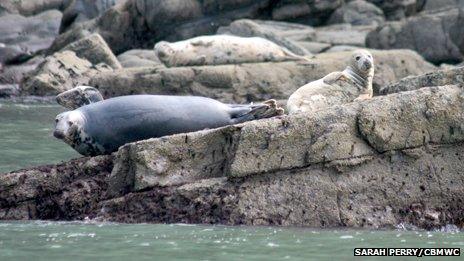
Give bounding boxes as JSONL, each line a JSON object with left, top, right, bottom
{"left": 55, "top": 119, "right": 59, "bottom": 123}
{"left": 355, "top": 56, "right": 361, "bottom": 61}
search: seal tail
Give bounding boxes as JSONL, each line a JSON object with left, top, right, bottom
{"left": 232, "top": 99, "right": 284, "bottom": 123}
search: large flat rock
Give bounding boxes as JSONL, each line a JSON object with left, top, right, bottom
{"left": 91, "top": 49, "right": 435, "bottom": 103}
{"left": 1, "top": 84, "right": 463, "bottom": 229}
{"left": 380, "top": 66, "right": 464, "bottom": 95}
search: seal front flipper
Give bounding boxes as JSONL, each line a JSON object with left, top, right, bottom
{"left": 56, "top": 85, "right": 104, "bottom": 109}
{"left": 231, "top": 99, "right": 284, "bottom": 124}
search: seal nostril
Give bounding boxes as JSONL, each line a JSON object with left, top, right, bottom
{"left": 157, "top": 50, "right": 166, "bottom": 58}
{"left": 53, "top": 130, "right": 64, "bottom": 139}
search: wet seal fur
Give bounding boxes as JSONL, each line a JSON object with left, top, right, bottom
{"left": 56, "top": 85, "right": 104, "bottom": 110}
{"left": 287, "top": 49, "right": 374, "bottom": 114}
{"left": 154, "top": 34, "right": 309, "bottom": 67}
{"left": 54, "top": 94, "right": 284, "bottom": 156}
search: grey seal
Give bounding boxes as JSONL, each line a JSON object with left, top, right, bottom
{"left": 154, "top": 34, "right": 309, "bottom": 67}
{"left": 54, "top": 95, "right": 284, "bottom": 156}
{"left": 287, "top": 49, "right": 374, "bottom": 114}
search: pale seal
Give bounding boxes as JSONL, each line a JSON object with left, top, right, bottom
{"left": 287, "top": 49, "right": 374, "bottom": 114}
{"left": 154, "top": 34, "right": 309, "bottom": 67}
{"left": 54, "top": 95, "right": 284, "bottom": 156}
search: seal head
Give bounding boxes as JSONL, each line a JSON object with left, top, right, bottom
{"left": 154, "top": 41, "right": 176, "bottom": 64}
{"left": 54, "top": 110, "right": 104, "bottom": 155}
{"left": 344, "top": 49, "right": 374, "bottom": 89}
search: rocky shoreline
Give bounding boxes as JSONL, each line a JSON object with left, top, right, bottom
{"left": 1, "top": 0, "right": 464, "bottom": 229}
{"left": 2, "top": 77, "right": 464, "bottom": 229}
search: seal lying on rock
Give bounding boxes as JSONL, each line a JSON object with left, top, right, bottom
{"left": 54, "top": 95, "right": 284, "bottom": 156}
{"left": 154, "top": 34, "right": 309, "bottom": 67}
{"left": 287, "top": 49, "right": 374, "bottom": 114}
{"left": 56, "top": 85, "right": 104, "bottom": 109}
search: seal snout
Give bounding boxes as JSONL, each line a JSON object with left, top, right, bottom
{"left": 362, "top": 60, "right": 372, "bottom": 70}
{"left": 53, "top": 129, "right": 65, "bottom": 139}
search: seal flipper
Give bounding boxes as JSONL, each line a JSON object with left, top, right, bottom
{"left": 231, "top": 99, "right": 284, "bottom": 124}
{"left": 56, "top": 85, "right": 104, "bottom": 110}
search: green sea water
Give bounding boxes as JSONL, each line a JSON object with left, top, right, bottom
{"left": 0, "top": 101, "right": 79, "bottom": 173}
{"left": 0, "top": 101, "right": 463, "bottom": 260}
{"left": 0, "top": 222, "right": 463, "bottom": 261}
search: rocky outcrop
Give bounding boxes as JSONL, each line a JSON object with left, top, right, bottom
{"left": 0, "top": 56, "right": 44, "bottom": 84}
{"left": 53, "top": 0, "right": 274, "bottom": 55}
{"left": 61, "top": 33, "right": 122, "bottom": 69}
{"left": 217, "top": 19, "right": 377, "bottom": 55}
{"left": 20, "top": 51, "right": 113, "bottom": 95}
{"left": 0, "top": 10, "right": 62, "bottom": 64}
{"left": 217, "top": 19, "right": 312, "bottom": 56}
{"left": 0, "top": 156, "right": 113, "bottom": 220}
{"left": 366, "top": 7, "right": 463, "bottom": 64}
{"left": 271, "top": 0, "right": 343, "bottom": 25}
{"left": 90, "top": 49, "right": 435, "bottom": 102}
{"left": 60, "top": 0, "right": 126, "bottom": 33}
{"left": 1, "top": 85, "right": 463, "bottom": 229}
{"left": 366, "top": 0, "right": 425, "bottom": 20}
{"left": 0, "top": 0, "right": 71, "bottom": 16}
{"left": 380, "top": 66, "right": 464, "bottom": 95}
{"left": 328, "top": 0, "right": 385, "bottom": 26}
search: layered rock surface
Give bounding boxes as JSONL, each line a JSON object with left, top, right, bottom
{"left": 366, "top": 7, "right": 463, "bottom": 64}
{"left": 2, "top": 85, "right": 463, "bottom": 229}
{"left": 91, "top": 49, "right": 435, "bottom": 103}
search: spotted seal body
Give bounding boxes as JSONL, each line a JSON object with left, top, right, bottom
{"left": 54, "top": 95, "right": 283, "bottom": 156}
{"left": 154, "top": 34, "right": 308, "bottom": 67}
{"left": 287, "top": 49, "right": 374, "bottom": 114}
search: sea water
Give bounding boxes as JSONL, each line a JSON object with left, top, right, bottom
{"left": 0, "top": 221, "right": 463, "bottom": 261}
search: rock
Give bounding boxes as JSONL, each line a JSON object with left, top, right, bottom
{"left": 47, "top": 26, "right": 93, "bottom": 55}
{"left": 366, "top": 8, "right": 463, "bottom": 64}
{"left": 0, "top": 84, "right": 19, "bottom": 97}
{"left": 450, "top": 6, "right": 464, "bottom": 58}
{"left": 98, "top": 84, "right": 464, "bottom": 227}
{"left": 117, "top": 49, "right": 163, "bottom": 68}
{"left": 0, "top": 45, "right": 32, "bottom": 65}
{"left": 79, "top": 0, "right": 273, "bottom": 54}
{"left": 328, "top": 0, "right": 385, "bottom": 26}
{"left": 0, "top": 10, "right": 62, "bottom": 62}
{"left": 0, "top": 156, "right": 113, "bottom": 220}
{"left": 0, "top": 0, "right": 71, "bottom": 16}
{"left": 62, "top": 33, "right": 122, "bottom": 69}
{"left": 60, "top": 0, "right": 126, "bottom": 33}
{"left": 358, "top": 85, "right": 464, "bottom": 152}
{"left": 423, "top": 0, "right": 460, "bottom": 11}
{"left": 379, "top": 67, "right": 464, "bottom": 95}
{"left": 295, "top": 41, "right": 330, "bottom": 54}
{"left": 325, "top": 45, "right": 360, "bottom": 53}
{"left": 313, "top": 23, "right": 376, "bottom": 47}
{"left": 271, "top": 0, "right": 343, "bottom": 25}
{"left": 366, "top": 0, "right": 424, "bottom": 20}
{"left": 20, "top": 51, "right": 113, "bottom": 95}
{"left": 91, "top": 49, "right": 435, "bottom": 102}
{"left": 108, "top": 126, "right": 241, "bottom": 195}
{"left": 0, "top": 56, "right": 45, "bottom": 84}
{"left": 3, "top": 85, "right": 464, "bottom": 230}
{"left": 217, "top": 19, "right": 312, "bottom": 56}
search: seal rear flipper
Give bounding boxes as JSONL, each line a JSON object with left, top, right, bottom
{"left": 56, "top": 85, "right": 104, "bottom": 110}
{"left": 231, "top": 99, "right": 284, "bottom": 124}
